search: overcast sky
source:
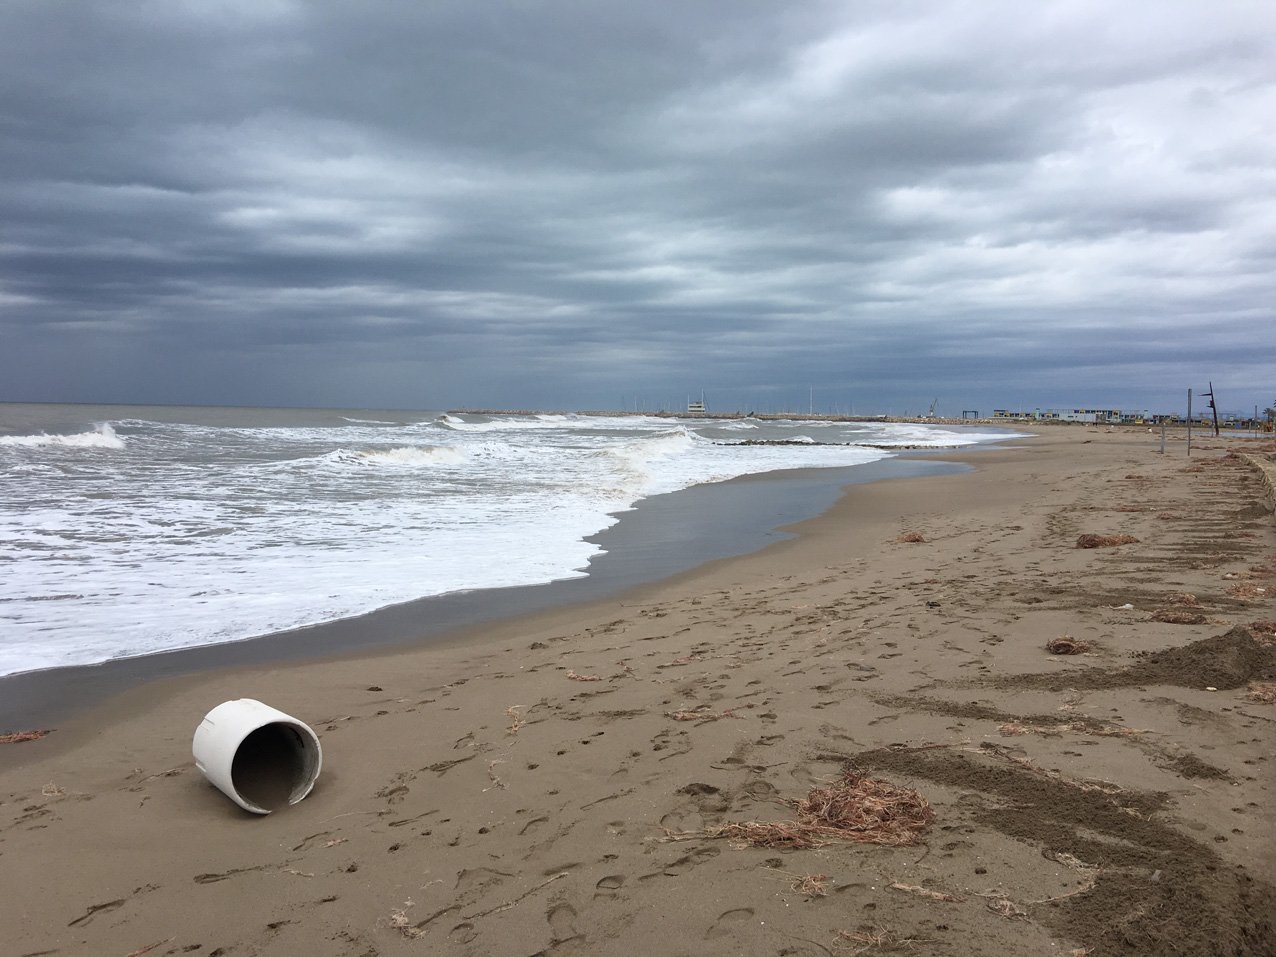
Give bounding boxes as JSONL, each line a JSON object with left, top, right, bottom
{"left": 1, "top": 1, "right": 1272, "bottom": 416}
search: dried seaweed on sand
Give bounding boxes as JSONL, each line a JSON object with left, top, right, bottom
{"left": 836, "top": 927, "right": 933, "bottom": 952}
{"left": 667, "top": 707, "right": 741, "bottom": 722}
{"left": 998, "top": 722, "right": 1143, "bottom": 738}
{"left": 703, "top": 771, "right": 933, "bottom": 848}
{"left": 1075, "top": 534, "right": 1139, "bottom": 548}
{"left": 1151, "top": 609, "right": 1208, "bottom": 625}
{"left": 1046, "top": 636, "right": 1090, "bottom": 655}
{"left": 0, "top": 729, "right": 50, "bottom": 744}
{"left": 1246, "top": 681, "right": 1276, "bottom": 704}
{"left": 790, "top": 872, "right": 831, "bottom": 897}
{"left": 1228, "top": 582, "right": 1270, "bottom": 601}
{"left": 890, "top": 881, "right": 964, "bottom": 902}
{"left": 897, "top": 531, "right": 926, "bottom": 543}
{"left": 565, "top": 670, "right": 602, "bottom": 682}
{"left": 1248, "top": 620, "right": 1276, "bottom": 645}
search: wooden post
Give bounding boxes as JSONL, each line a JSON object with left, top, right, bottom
{"left": 1187, "top": 389, "right": 1192, "bottom": 457}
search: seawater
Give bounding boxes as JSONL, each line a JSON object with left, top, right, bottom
{"left": 0, "top": 403, "right": 1016, "bottom": 677}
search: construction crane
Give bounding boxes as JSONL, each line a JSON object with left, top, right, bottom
{"left": 924, "top": 398, "right": 938, "bottom": 418}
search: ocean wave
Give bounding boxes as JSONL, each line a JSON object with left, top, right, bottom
{"left": 860, "top": 424, "right": 1028, "bottom": 446}
{"left": 0, "top": 423, "right": 125, "bottom": 450}
{"left": 604, "top": 427, "right": 697, "bottom": 483}
{"left": 436, "top": 414, "right": 580, "bottom": 432}
{"left": 326, "top": 445, "right": 466, "bottom": 467}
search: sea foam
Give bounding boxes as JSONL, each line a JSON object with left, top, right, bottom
{"left": 0, "top": 422, "right": 125, "bottom": 449}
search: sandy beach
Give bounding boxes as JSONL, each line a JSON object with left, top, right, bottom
{"left": 2, "top": 426, "right": 1274, "bottom": 957}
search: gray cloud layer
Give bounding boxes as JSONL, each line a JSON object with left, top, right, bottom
{"left": 2, "top": 1, "right": 1273, "bottom": 414}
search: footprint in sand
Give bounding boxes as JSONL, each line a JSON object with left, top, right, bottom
{"left": 594, "top": 875, "right": 625, "bottom": 900}
{"left": 449, "top": 921, "right": 478, "bottom": 944}
{"left": 547, "top": 901, "right": 584, "bottom": 950}
{"left": 67, "top": 898, "right": 125, "bottom": 927}
{"left": 705, "top": 907, "right": 754, "bottom": 938}
{"left": 639, "top": 845, "right": 721, "bottom": 880}
{"left": 736, "top": 779, "right": 778, "bottom": 804}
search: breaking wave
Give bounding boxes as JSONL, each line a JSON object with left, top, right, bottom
{"left": 323, "top": 445, "right": 466, "bottom": 467}
{"left": 0, "top": 423, "right": 125, "bottom": 449}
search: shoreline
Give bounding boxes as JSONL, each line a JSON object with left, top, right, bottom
{"left": 1, "top": 427, "right": 1272, "bottom": 956}
{"left": 0, "top": 453, "right": 970, "bottom": 729}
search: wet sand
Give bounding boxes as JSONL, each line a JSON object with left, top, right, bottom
{"left": 1, "top": 427, "right": 1274, "bottom": 956}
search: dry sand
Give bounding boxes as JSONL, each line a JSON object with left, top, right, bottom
{"left": 2, "top": 427, "right": 1274, "bottom": 957}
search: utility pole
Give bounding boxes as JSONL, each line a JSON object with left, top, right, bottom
{"left": 1203, "top": 381, "right": 1220, "bottom": 436}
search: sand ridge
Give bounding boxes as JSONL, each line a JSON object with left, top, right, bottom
{"left": 1, "top": 428, "right": 1273, "bottom": 956}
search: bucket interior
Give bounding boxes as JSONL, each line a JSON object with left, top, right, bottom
{"left": 230, "top": 722, "right": 318, "bottom": 812}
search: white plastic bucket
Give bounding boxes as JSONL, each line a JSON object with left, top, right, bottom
{"left": 192, "top": 699, "right": 322, "bottom": 814}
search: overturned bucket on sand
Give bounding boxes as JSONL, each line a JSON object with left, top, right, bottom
{"left": 192, "top": 699, "right": 322, "bottom": 815}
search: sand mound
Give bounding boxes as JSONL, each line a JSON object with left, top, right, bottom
{"left": 848, "top": 747, "right": 1276, "bottom": 957}
{"left": 1076, "top": 533, "right": 1139, "bottom": 548}
{"left": 993, "top": 627, "right": 1276, "bottom": 691}
{"left": 1129, "top": 627, "right": 1276, "bottom": 688}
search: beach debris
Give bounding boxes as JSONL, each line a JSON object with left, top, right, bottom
{"left": 389, "top": 900, "right": 426, "bottom": 940}
{"left": 1151, "top": 609, "right": 1208, "bottom": 625}
{"left": 1167, "top": 592, "right": 1201, "bottom": 607}
{"left": 1249, "top": 620, "right": 1276, "bottom": 645}
{"left": 659, "top": 654, "right": 705, "bottom": 668}
{"left": 1075, "top": 534, "right": 1139, "bottom": 548}
{"left": 897, "top": 531, "right": 926, "bottom": 543}
{"left": 668, "top": 706, "right": 742, "bottom": 722}
{"left": 790, "top": 872, "right": 832, "bottom": 897}
{"left": 983, "top": 896, "right": 1028, "bottom": 920}
{"left": 1227, "top": 582, "right": 1269, "bottom": 601}
{"left": 1246, "top": 681, "right": 1276, "bottom": 703}
{"left": 702, "top": 770, "right": 933, "bottom": 848}
{"left": 998, "top": 722, "right": 1143, "bottom": 738}
{"left": 565, "top": 670, "right": 602, "bottom": 681}
{"left": 706, "top": 821, "right": 825, "bottom": 849}
{"left": 889, "top": 881, "right": 965, "bottom": 903}
{"left": 41, "top": 782, "right": 66, "bottom": 797}
{"left": 192, "top": 699, "right": 322, "bottom": 815}
{"left": 485, "top": 759, "right": 507, "bottom": 791}
{"left": 835, "top": 927, "right": 933, "bottom": 952}
{"left": 505, "top": 705, "right": 525, "bottom": 734}
{"left": 0, "top": 729, "right": 51, "bottom": 744}
{"left": 1045, "top": 635, "right": 1090, "bottom": 655}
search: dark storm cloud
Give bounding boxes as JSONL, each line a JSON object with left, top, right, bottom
{"left": 1, "top": 0, "right": 1273, "bottom": 413}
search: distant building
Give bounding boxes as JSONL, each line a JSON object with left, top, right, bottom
{"left": 991, "top": 408, "right": 1149, "bottom": 424}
